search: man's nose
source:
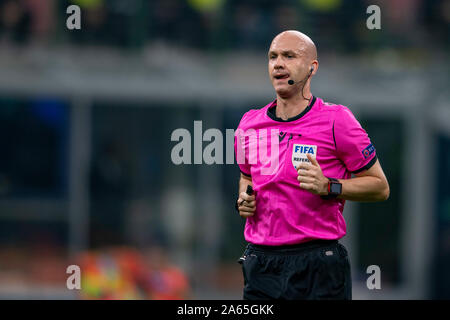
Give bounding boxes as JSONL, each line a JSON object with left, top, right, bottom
{"left": 274, "top": 56, "right": 285, "bottom": 69}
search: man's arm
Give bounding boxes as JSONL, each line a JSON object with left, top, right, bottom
{"left": 237, "top": 173, "right": 256, "bottom": 218}
{"left": 337, "top": 159, "right": 389, "bottom": 202}
{"left": 297, "top": 154, "right": 389, "bottom": 202}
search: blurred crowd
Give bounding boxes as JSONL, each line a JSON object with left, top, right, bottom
{"left": 0, "top": 0, "right": 448, "bottom": 51}
{"left": 0, "top": 243, "right": 191, "bottom": 299}
{"left": 78, "top": 246, "right": 190, "bottom": 299}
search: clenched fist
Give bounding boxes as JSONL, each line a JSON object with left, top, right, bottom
{"left": 236, "top": 191, "right": 256, "bottom": 218}
{"left": 297, "top": 153, "right": 329, "bottom": 196}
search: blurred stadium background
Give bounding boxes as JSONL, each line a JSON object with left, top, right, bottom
{"left": 0, "top": 0, "right": 448, "bottom": 299}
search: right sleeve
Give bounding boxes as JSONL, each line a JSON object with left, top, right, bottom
{"left": 234, "top": 113, "right": 252, "bottom": 177}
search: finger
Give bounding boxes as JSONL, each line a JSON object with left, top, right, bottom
{"left": 297, "top": 168, "right": 315, "bottom": 177}
{"left": 297, "top": 162, "right": 313, "bottom": 171}
{"left": 242, "top": 200, "right": 256, "bottom": 208}
{"left": 240, "top": 211, "right": 254, "bottom": 218}
{"left": 307, "top": 153, "right": 319, "bottom": 166}
{"left": 240, "top": 193, "right": 255, "bottom": 202}
{"left": 299, "top": 182, "right": 315, "bottom": 191}
{"left": 239, "top": 205, "right": 256, "bottom": 213}
{"left": 297, "top": 176, "right": 315, "bottom": 183}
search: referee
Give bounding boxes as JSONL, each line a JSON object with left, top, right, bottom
{"left": 234, "top": 30, "right": 390, "bottom": 300}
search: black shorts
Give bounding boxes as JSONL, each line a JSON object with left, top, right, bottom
{"left": 238, "top": 239, "right": 352, "bottom": 300}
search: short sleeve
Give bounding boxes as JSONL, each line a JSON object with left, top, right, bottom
{"left": 334, "top": 106, "right": 377, "bottom": 173}
{"left": 234, "top": 113, "right": 252, "bottom": 177}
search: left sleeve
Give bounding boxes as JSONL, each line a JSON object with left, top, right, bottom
{"left": 333, "top": 106, "right": 377, "bottom": 173}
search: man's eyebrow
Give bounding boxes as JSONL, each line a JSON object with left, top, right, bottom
{"left": 268, "top": 50, "right": 297, "bottom": 56}
{"left": 282, "top": 50, "right": 297, "bottom": 55}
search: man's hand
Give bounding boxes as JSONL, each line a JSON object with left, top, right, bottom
{"left": 297, "top": 153, "right": 329, "bottom": 195}
{"left": 236, "top": 192, "right": 256, "bottom": 218}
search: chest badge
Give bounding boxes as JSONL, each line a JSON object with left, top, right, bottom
{"left": 292, "top": 144, "right": 317, "bottom": 169}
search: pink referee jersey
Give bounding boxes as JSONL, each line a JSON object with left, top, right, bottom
{"left": 234, "top": 96, "right": 377, "bottom": 246}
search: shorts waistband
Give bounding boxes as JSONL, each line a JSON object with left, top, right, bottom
{"left": 247, "top": 239, "right": 338, "bottom": 254}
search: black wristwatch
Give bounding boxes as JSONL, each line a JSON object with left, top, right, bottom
{"left": 320, "top": 177, "right": 342, "bottom": 200}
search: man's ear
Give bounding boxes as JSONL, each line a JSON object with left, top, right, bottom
{"left": 311, "top": 61, "right": 319, "bottom": 75}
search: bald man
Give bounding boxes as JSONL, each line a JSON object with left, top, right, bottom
{"left": 234, "top": 31, "right": 389, "bottom": 300}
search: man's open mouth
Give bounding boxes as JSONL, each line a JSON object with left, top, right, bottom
{"left": 274, "top": 74, "right": 289, "bottom": 80}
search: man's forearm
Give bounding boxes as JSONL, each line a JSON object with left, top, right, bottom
{"left": 337, "top": 176, "right": 389, "bottom": 202}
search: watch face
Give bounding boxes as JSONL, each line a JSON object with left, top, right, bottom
{"left": 330, "top": 182, "right": 342, "bottom": 194}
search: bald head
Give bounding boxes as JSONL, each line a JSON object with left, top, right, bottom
{"left": 270, "top": 30, "right": 317, "bottom": 61}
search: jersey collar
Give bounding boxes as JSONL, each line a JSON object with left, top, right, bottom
{"left": 267, "top": 96, "right": 316, "bottom": 122}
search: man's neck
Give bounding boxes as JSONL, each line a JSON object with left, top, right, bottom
{"left": 275, "top": 93, "right": 312, "bottom": 120}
